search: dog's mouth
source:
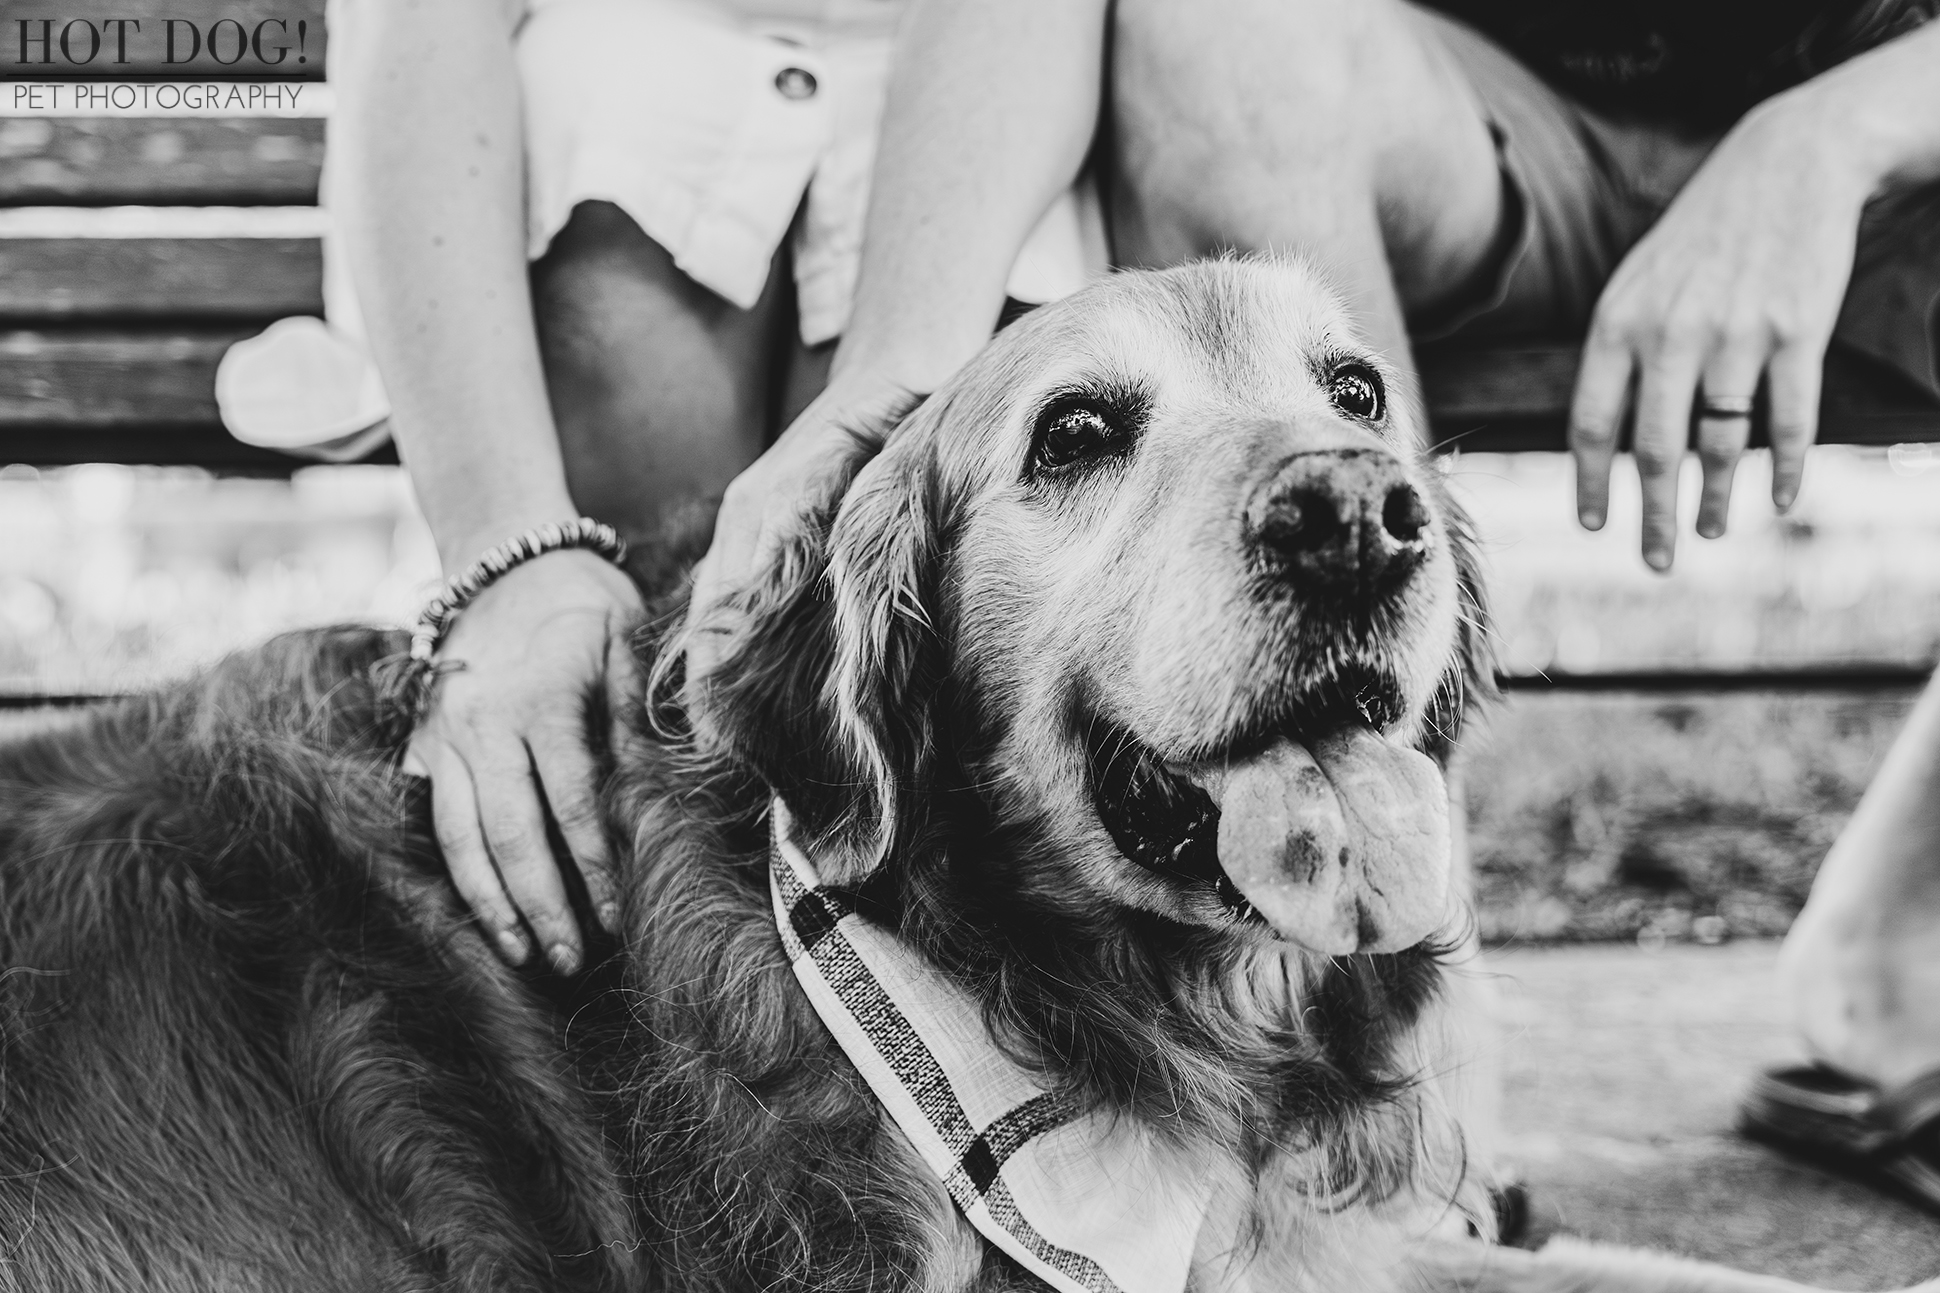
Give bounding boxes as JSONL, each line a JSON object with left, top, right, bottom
{"left": 1083, "top": 673, "right": 1452, "bottom": 955}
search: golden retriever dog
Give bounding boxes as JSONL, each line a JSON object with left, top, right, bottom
{"left": 0, "top": 260, "right": 1925, "bottom": 1293}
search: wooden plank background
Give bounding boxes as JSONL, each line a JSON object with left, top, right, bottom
{"left": 0, "top": 238, "right": 322, "bottom": 318}
{"left": 0, "top": 328, "right": 249, "bottom": 425}
{"left": 7, "top": 325, "right": 1939, "bottom": 464}
{"left": 0, "top": 0, "right": 326, "bottom": 79}
{"left": 1418, "top": 343, "right": 1940, "bottom": 452}
{"left": 0, "top": 328, "right": 396, "bottom": 467}
{"left": 0, "top": 118, "right": 323, "bottom": 204}
{"left": 0, "top": 423, "right": 394, "bottom": 469}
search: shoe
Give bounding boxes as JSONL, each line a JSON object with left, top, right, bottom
{"left": 1739, "top": 1062, "right": 1940, "bottom": 1215}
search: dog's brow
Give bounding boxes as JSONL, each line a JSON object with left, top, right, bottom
{"left": 1308, "top": 344, "right": 1378, "bottom": 385}
{"left": 1025, "top": 378, "right": 1153, "bottom": 433}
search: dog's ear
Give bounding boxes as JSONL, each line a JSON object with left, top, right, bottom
{"left": 698, "top": 424, "right": 948, "bottom": 884}
{"left": 820, "top": 434, "right": 951, "bottom": 879}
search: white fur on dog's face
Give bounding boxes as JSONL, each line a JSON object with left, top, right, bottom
{"left": 824, "top": 260, "right": 1468, "bottom": 949}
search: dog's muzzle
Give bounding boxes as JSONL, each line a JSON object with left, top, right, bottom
{"left": 1246, "top": 448, "right": 1432, "bottom": 598}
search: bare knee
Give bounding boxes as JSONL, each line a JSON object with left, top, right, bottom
{"left": 531, "top": 201, "right": 785, "bottom": 536}
{"left": 1109, "top": 0, "right": 1503, "bottom": 330}
{"left": 1113, "top": 0, "right": 1380, "bottom": 138}
{"left": 1110, "top": 0, "right": 1390, "bottom": 263}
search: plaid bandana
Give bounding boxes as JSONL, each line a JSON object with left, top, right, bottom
{"left": 769, "top": 799, "right": 1214, "bottom": 1293}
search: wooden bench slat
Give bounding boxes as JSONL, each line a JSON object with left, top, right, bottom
{"left": 3, "top": 327, "right": 1938, "bottom": 472}
{"left": 0, "top": 118, "right": 323, "bottom": 205}
{"left": 1419, "top": 343, "right": 1940, "bottom": 451}
{"left": 0, "top": 237, "right": 321, "bottom": 318}
{"left": 0, "top": 424, "right": 394, "bottom": 470}
{"left": 1, "top": 326, "right": 248, "bottom": 425}
{"left": 0, "top": 0, "right": 326, "bottom": 80}
{"left": 3, "top": 325, "right": 1936, "bottom": 473}
{"left": 1420, "top": 345, "right": 1581, "bottom": 424}
{"left": 0, "top": 328, "right": 394, "bottom": 469}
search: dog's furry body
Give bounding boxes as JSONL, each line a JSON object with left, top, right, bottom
{"left": 0, "top": 630, "right": 633, "bottom": 1289}
{"left": 0, "top": 626, "right": 1440, "bottom": 1293}
{"left": 1, "top": 263, "right": 1926, "bottom": 1293}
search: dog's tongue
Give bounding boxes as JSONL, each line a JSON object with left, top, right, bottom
{"left": 1189, "top": 728, "right": 1449, "bottom": 954}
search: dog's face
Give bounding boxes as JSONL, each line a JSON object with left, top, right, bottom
{"left": 710, "top": 259, "right": 1486, "bottom": 960}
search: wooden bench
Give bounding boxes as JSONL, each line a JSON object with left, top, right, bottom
{"left": 1, "top": 2, "right": 1935, "bottom": 702}
{"left": 5, "top": 223, "right": 1937, "bottom": 467}
{"left": 4, "top": 0, "right": 1938, "bottom": 467}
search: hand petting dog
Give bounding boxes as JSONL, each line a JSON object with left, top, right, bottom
{"left": 681, "top": 377, "right": 916, "bottom": 729}
{"left": 403, "top": 548, "right": 641, "bottom": 974}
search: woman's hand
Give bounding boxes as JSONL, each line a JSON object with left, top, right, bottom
{"left": 1569, "top": 92, "right": 1877, "bottom": 570}
{"left": 682, "top": 379, "right": 916, "bottom": 703}
{"left": 404, "top": 547, "right": 643, "bottom": 973}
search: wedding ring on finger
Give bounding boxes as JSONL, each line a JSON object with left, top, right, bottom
{"left": 1697, "top": 394, "right": 1755, "bottom": 422}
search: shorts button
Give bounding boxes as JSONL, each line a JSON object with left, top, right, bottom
{"left": 775, "top": 66, "right": 818, "bottom": 100}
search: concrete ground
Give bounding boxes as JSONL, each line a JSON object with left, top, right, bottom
{"left": 1487, "top": 941, "right": 1940, "bottom": 1287}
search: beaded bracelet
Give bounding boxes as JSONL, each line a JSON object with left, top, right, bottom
{"left": 409, "top": 517, "right": 627, "bottom": 662}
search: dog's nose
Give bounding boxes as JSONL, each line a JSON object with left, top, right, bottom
{"left": 1247, "top": 449, "right": 1431, "bottom": 593}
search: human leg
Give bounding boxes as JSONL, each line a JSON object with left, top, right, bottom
{"left": 1109, "top": 0, "right": 1509, "bottom": 384}
{"left": 530, "top": 199, "right": 799, "bottom": 545}
{"left": 1779, "top": 675, "right": 1940, "bottom": 1089}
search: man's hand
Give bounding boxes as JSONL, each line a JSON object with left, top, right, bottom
{"left": 682, "top": 380, "right": 915, "bottom": 706}
{"left": 404, "top": 548, "right": 643, "bottom": 973}
{"left": 1569, "top": 94, "right": 1875, "bottom": 570}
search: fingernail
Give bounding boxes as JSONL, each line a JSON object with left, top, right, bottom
{"left": 496, "top": 927, "right": 532, "bottom": 965}
{"left": 547, "top": 943, "right": 582, "bottom": 977}
{"left": 1579, "top": 509, "right": 1604, "bottom": 531}
{"left": 597, "top": 901, "right": 620, "bottom": 932}
{"left": 1774, "top": 490, "right": 1797, "bottom": 513}
{"left": 1697, "top": 521, "right": 1722, "bottom": 540}
{"left": 1645, "top": 548, "right": 1672, "bottom": 572}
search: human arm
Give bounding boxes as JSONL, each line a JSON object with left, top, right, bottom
{"left": 336, "top": 0, "right": 641, "bottom": 972}
{"left": 1569, "top": 20, "right": 1940, "bottom": 570}
{"left": 684, "top": 0, "right": 1111, "bottom": 679}
{"left": 836, "top": 0, "right": 1112, "bottom": 394}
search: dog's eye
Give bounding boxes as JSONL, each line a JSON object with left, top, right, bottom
{"left": 1328, "top": 365, "right": 1385, "bottom": 421}
{"left": 1032, "top": 402, "right": 1123, "bottom": 472}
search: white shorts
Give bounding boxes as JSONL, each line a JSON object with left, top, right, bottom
{"left": 516, "top": 0, "right": 1105, "bottom": 345}
{"left": 220, "top": 0, "right": 1105, "bottom": 455}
